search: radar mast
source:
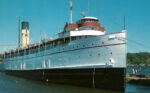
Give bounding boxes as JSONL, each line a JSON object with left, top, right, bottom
{"left": 70, "top": 0, "right": 73, "bottom": 24}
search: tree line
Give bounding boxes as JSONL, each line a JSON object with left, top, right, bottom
{"left": 0, "top": 54, "right": 3, "bottom": 60}
{"left": 127, "top": 52, "right": 150, "bottom": 65}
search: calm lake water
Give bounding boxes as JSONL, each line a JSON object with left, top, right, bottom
{"left": 0, "top": 66, "right": 150, "bottom": 93}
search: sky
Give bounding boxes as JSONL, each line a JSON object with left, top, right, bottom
{"left": 0, "top": 0, "right": 150, "bottom": 53}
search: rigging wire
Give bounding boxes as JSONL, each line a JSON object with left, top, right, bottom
{"left": 127, "top": 38, "right": 150, "bottom": 49}
{"left": 98, "top": 12, "right": 124, "bottom": 29}
{"left": 127, "top": 43, "right": 142, "bottom": 52}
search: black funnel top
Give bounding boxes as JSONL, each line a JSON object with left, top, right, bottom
{"left": 21, "top": 21, "right": 29, "bottom": 29}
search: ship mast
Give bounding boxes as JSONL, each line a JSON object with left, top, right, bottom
{"left": 18, "top": 17, "right": 21, "bottom": 48}
{"left": 123, "top": 16, "right": 126, "bottom": 30}
{"left": 70, "top": 0, "right": 73, "bottom": 24}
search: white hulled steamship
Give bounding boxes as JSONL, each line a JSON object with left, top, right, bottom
{"left": 2, "top": 0, "right": 126, "bottom": 91}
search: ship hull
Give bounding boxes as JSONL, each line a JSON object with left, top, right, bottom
{"left": 3, "top": 32, "right": 126, "bottom": 91}
{"left": 5, "top": 67, "right": 126, "bottom": 92}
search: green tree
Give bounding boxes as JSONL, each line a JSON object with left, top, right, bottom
{"left": 127, "top": 52, "right": 150, "bottom": 65}
{"left": 0, "top": 54, "right": 3, "bottom": 60}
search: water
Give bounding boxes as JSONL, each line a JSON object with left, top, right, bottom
{"left": 0, "top": 67, "right": 150, "bottom": 93}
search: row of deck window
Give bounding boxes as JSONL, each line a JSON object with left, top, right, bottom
{"left": 4, "top": 36, "right": 90, "bottom": 58}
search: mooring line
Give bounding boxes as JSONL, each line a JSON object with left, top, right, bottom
{"left": 92, "top": 68, "right": 95, "bottom": 88}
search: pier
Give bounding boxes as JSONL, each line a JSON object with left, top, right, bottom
{"left": 126, "top": 68, "right": 150, "bottom": 86}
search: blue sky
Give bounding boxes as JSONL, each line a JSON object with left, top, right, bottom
{"left": 0, "top": 0, "right": 150, "bottom": 53}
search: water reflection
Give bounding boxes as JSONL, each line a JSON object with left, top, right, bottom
{"left": 29, "top": 81, "right": 122, "bottom": 93}
{"left": 0, "top": 72, "right": 122, "bottom": 93}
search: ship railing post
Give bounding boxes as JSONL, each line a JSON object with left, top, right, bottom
{"left": 14, "top": 51, "right": 15, "bottom": 58}
{"left": 29, "top": 47, "right": 30, "bottom": 55}
{"left": 27, "top": 46, "right": 29, "bottom": 56}
{"left": 43, "top": 40, "right": 46, "bottom": 59}
{"left": 3, "top": 53, "right": 5, "bottom": 59}
{"left": 17, "top": 49, "right": 18, "bottom": 56}
{"left": 64, "top": 38, "right": 65, "bottom": 43}
{"left": 17, "top": 48, "right": 19, "bottom": 56}
{"left": 44, "top": 41, "right": 46, "bottom": 54}
{"left": 38, "top": 42, "right": 40, "bottom": 53}
{"left": 70, "top": 36, "right": 72, "bottom": 41}
{"left": 23, "top": 49, "right": 25, "bottom": 57}
{"left": 10, "top": 50, "right": 11, "bottom": 58}
{"left": 24, "top": 48, "right": 26, "bottom": 58}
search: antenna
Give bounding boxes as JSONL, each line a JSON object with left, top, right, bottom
{"left": 70, "top": 0, "right": 73, "bottom": 24}
{"left": 80, "top": 0, "right": 90, "bottom": 17}
{"left": 40, "top": 32, "right": 46, "bottom": 42}
{"left": 18, "top": 17, "right": 21, "bottom": 48}
{"left": 80, "top": 12, "right": 87, "bottom": 17}
{"left": 123, "top": 16, "right": 126, "bottom": 30}
{"left": 88, "top": 0, "right": 90, "bottom": 15}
